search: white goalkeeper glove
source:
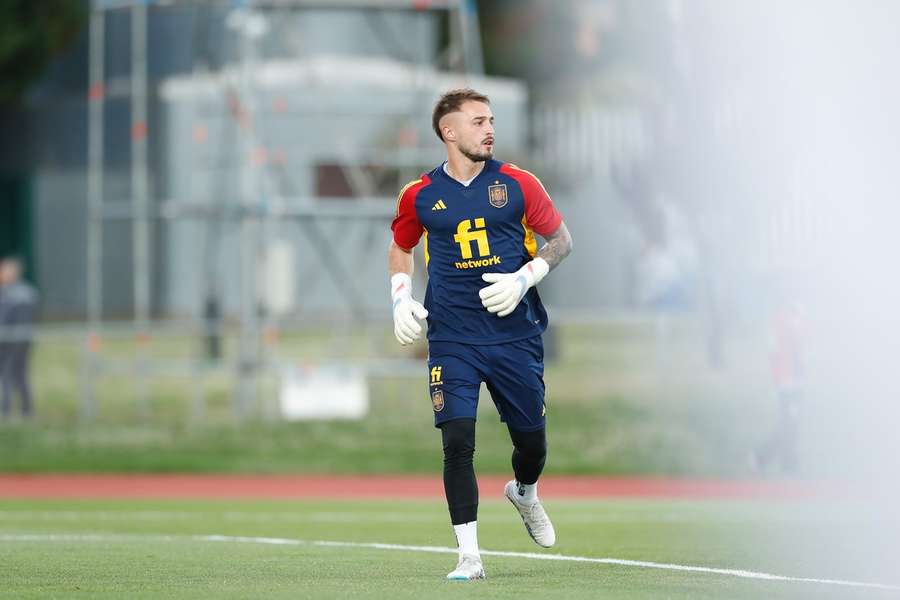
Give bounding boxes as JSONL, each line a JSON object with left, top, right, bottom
{"left": 479, "top": 257, "right": 550, "bottom": 318}
{"left": 391, "top": 273, "right": 428, "bottom": 345}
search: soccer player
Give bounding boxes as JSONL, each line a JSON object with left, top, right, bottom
{"left": 388, "top": 88, "right": 573, "bottom": 580}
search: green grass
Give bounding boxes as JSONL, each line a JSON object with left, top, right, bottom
{"left": 1, "top": 497, "right": 897, "bottom": 599}
{"left": 0, "top": 319, "right": 782, "bottom": 475}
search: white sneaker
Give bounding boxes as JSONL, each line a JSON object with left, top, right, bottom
{"left": 504, "top": 479, "right": 556, "bottom": 548}
{"left": 446, "top": 553, "right": 485, "bottom": 580}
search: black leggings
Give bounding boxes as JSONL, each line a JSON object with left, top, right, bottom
{"left": 441, "top": 419, "right": 478, "bottom": 525}
{"left": 0, "top": 343, "right": 32, "bottom": 417}
{"left": 508, "top": 426, "right": 547, "bottom": 485}
{"left": 440, "top": 419, "right": 547, "bottom": 525}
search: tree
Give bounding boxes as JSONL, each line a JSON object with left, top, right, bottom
{"left": 0, "top": 1, "right": 86, "bottom": 106}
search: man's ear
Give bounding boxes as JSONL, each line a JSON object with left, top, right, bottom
{"left": 443, "top": 125, "right": 455, "bottom": 142}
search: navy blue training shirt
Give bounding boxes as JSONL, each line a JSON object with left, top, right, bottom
{"left": 391, "top": 159, "right": 562, "bottom": 344}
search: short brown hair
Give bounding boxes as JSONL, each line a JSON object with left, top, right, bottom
{"left": 432, "top": 88, "right": 490, "bottom": 141}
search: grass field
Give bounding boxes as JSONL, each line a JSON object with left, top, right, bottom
{"left": 6, "top": 318, "right": 892, "bottom": 598}
{"left": 1, "top": 495, "right": 898, "bottom": 599}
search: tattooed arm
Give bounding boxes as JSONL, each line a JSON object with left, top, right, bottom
{"left": 537, "top": 221, "right": 573, "bottom": 271}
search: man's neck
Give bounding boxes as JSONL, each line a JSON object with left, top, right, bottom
{"left": 445, "top": 153, "right": 485, "bottom": 184}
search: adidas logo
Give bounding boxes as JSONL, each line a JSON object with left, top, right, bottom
{"left": 431, "top": 199, "right": 447, "bottom": 211}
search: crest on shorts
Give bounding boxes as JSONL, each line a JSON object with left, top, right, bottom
{"left": 431, "top": 390, "right": 445, "bottom": 412}
{"left": 488, "top": 183, "right": 508, "bottom": 208}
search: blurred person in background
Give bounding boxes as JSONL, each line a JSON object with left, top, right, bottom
{"left": 0, "top": 257, "right": 38, "bottom": 420}
{"left": 751, "top": 287, "right": 806, "bottom": 475}
{"left": 388, "top": 88, "right": 573, "bottom": 581}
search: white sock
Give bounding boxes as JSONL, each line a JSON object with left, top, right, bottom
{"left": 453, "top": 521, "right": 480, "bottom": 558}
{"left": 515, "top": 480, "right": 538, "bottom": 504}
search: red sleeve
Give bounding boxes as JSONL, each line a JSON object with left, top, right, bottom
{"left": 391, "top": 175, "right": 429, "bottom": 250}
{"left": 501, "top": 164, "right": 562, "bottom": 236}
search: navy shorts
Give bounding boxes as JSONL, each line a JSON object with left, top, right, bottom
{"left": 427, "top": 336, "right": 546, "bottom": 432}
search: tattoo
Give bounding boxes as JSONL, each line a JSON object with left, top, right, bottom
{"left": 537, "top": 221, "right": 573, "bottom": 271}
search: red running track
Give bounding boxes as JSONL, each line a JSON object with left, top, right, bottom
{"left": 0, "top": 474, "right": 828, "bottom": 500}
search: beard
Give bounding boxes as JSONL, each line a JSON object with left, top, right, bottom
{"left": 460, "top": 143, "right": 493, "bottom": 162}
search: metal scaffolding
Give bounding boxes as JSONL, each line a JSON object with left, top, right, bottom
{"left": 83, "top": 0, "right": 485, "bottom": 422}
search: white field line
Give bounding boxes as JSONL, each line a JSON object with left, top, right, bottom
{"left": 1, "top": 532, "right": 898, "bottom": 592}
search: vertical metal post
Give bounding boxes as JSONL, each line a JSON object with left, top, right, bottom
{"left": 457, "top": 0, "right": 484, "bottom": 75}
{"left": 132, "top": 2, "right": 151, "bottom": 417}
{"left": 188, "top": 7, "right": 214, "bottom": 425}
{"left": 82, "top": 4, "right": 105, "bottom": 423}
{"left": 190, "top": 359, "right": 206, "bottom": 425}
{"left": 233, "top": 8, "right": 263, "bottom": 419}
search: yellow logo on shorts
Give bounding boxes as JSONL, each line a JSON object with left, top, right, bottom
{"left": 430, "top": 365, "right": 443, "bottom": 386}
{"left": 432, "top": 390, "right": 445, "bottom": 412}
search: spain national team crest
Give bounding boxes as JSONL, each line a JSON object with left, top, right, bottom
{"left": 431, "top": 390, "right": 445, "bottom": 412}
{"left": 488, "top": 183, "right": 508, "bottom": 208}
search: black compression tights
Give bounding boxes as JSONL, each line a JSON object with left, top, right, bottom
{"left": 508, "top": 426, "right": 547, "bottom": 485}
{"left": 440, "top": 419, "right": 478, "bottom": 525}
{"left": 440, "top": 419, "right": 548, "bottom": 525}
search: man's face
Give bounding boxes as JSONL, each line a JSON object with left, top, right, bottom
{"left": 0, "top": 261, "right": 19, "bottom": 286}
{"left": 441, "top": 101, "right": 495, "bottom": 162}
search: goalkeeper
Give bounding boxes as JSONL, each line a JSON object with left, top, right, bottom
{"left": 388, "top": 88, "right": 573, "bottom": 581}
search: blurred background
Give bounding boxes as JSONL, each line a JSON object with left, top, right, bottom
{"left": 0, "top": 0, "right": 898, "bottom": 486}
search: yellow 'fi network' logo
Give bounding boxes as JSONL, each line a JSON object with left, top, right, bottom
{"left": 453, "top": 218, "right": 502, "bottom": 269}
